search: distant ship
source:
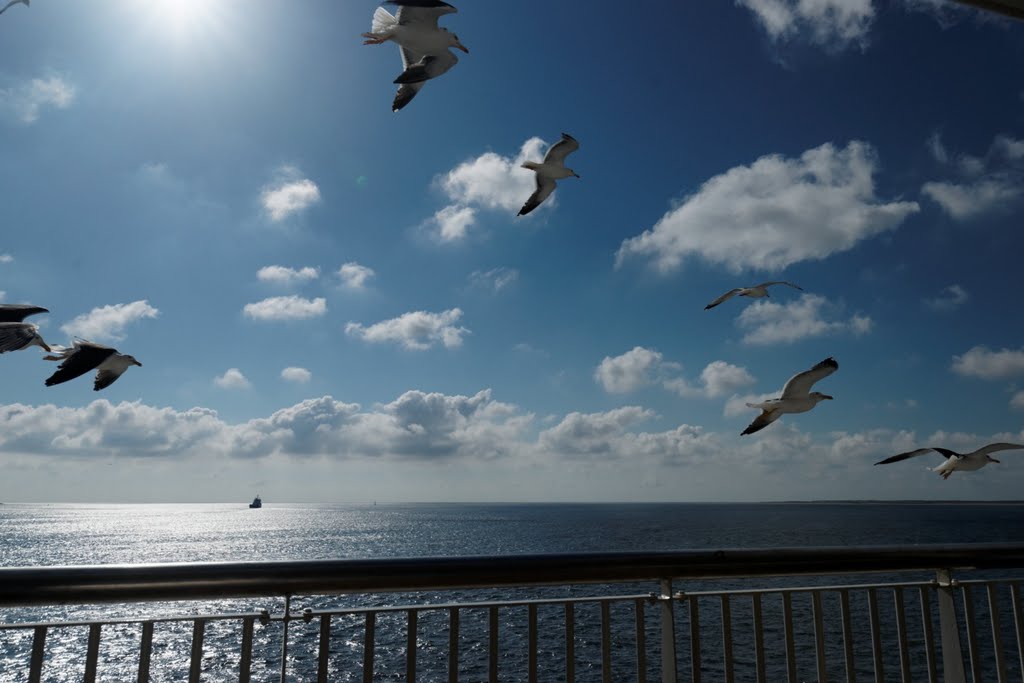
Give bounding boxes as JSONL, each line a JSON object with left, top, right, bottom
{"left": 249, "top": 494, "right": 262, "bottom": 509}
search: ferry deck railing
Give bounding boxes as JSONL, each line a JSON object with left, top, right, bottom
{"left": 1, "top": 544, "right": 1024, "bottom": 682}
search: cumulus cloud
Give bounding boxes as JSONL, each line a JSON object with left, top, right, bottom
{"left": 922, "top": 134, "right": 1024, "bottom": 220}
{"left": 0, "top": 75, "right": 76, "bottom": 124}
{"left": 922, "top": 179, "right": 1021, "bottom": 220}
{"left": 0, "top": 254, "right": 12, "bottom": 264}
{"left": 61, "top": 301, "right": 159, "bottom": 342}
{"left": 736, "top": 294, "right": 872, "bottom": 345}
{"left": 951, "top": 346, "right": 1024, "bottom": 380}
{"left": 595, "top": 348, "right": 755, "bottom": 399}
{"left": 257, "top": 265, "right": 319, "bottom": 285}
{"left": 923, "top": 284, "right": 968, "bottom": 312}
{"left": 665, "top": 361, "right": 757, "bottom": 399}
{"left": 281, "top": 367, "right": 312, "bottom": 384}
{"left": 337, "top": 262, "right": 375, "bottom": 290}
{"left": 243, "top": 296, "right": 326, "bottom": 321}
{"left": 432, "top": 205, "right": 478, "bottom": 242}
{"left": 1012, "top": 392, "right": 1024, "bottom": 411}
{"left": 346, "top": 308, "right": 469, "bottom": 350}
{"left": 468, "top": 267, "right": 519, "bottom": 293}
{"left": 616, "top": 141, "right": 919, "bottom": 273}
{"left": 736, "top": 0, "right": 875, "bottom": 49}
{"left": 261, "top": 166, "right": 321, "bottom": 221}
{"left": 215, "top": 369, "right": 251, "bottom": 390}
{"left": 539, "top": 407, "right": 655, "bottom": 457}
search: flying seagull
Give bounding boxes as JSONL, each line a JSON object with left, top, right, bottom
{"left": 705, "top": 282, "right": 803, "bottom": 310}
{"left": 0, "top": 304, "right": 51, "bottom": 353}
{"left": 362, "top": 0, "right": 468, "bottom": 112}
{"left": 0, "top": 0, "right": 29, "bottom": 16}
{"left": 518, "top": 133, "right": 581, "bottom": 216}
{"left": 875, "top": 442, "right": 1024, "bottom": 479}
{"left": 741, "top": 357, "right": 837, "bottom": 435}
{"left": 43, "top": 340, "right": 141, "bottom": 391}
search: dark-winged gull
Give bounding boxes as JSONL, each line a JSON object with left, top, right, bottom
{"left": 518, "top": 133, "right": 581, "bottom": 216}
{"left": 0, "top": 0, "right": 29, "bottom": 16}
{"left": 705, "top": 282, "right": 803, "bottom": 310}
{"left": 875, "top": 442, "right": 1024, "bottom": 479}
{"left": 362, "top": 0, "right": 468, "bottom": 112}
{"left": 741, "top": 357, "right": 837, "bottom": 435}
{"left": 43, "top": 340, "right": 141, "bottom": 391}
{"left": 0, "top": 304, "right": 50, "bottom": 353}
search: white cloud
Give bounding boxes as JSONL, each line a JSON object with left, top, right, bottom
{"left": 616, "top": 141, "right": 919, "bottom": 273}
{"left": 215, "top": 369, "right": 251, "bottom": 390}
{"left": 926, "top": 131, "right": 950, "bottom": 164}
{"left": 1011, "top": 392, "right": 1024, "bottom": 411}
{"left": 922, "top": 135, "right": 1024, "bottom": 220}
{"left": 538, "top": 406, "right": 655, "bottom": 457}
{"left": 0, "top": 254, "right": 12, "bottom": 264}
{"left": 736, "top": 0, "right": 875, "bottom": 49}
{"left": 594, "top": 347, "right": 674, "bottom": 393}
{"left": 257, "top": 265, "right": 319, "bottom": 285}
{"left": 923, "top": 284, "right": 969, "bottom": 312}
{"left": 736, "top": 294, "right": 872, "bottom": 345}
{"left": 261, "top": 167, "right": 321, "bottom": 221}
{"left": 346, "top": 308, "right": 469, "bottom": 350}
{"left": 666, "top": 361, "right": 758, "bottom": 399}
{"left": 337, "top": 262, "right": 375, "bottom": 290}
{"left": 243, "top": 296, "right": 327, "bottom": 321}
{"left": 951, "top": 346, "right": 1024, "bottom": 380}
{"left": 281, "top": 367, "right": 312, "bottom": 384}
{"left": 61, "top": 301, "right": 159, "bottom": 342}
{"left": 432, "top": 205, "right": 478, "bottom": 242}
{"left": 0, "top": 75, "right": 76, "bottom": 124}
{"left": 468, "top": 267, "right": 519, "bottom": 293}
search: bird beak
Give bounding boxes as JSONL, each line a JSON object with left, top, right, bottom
{"left": 135, "top": 360, "right": 143, "bottom": 367}
{"left": 573, "top": 172, "right": 580, "bottom": 179}
{"left": 990, "top": 457, "right": 1001, "bottom": 463}
{"left": 822, "top": 395, "right": 833, "bottom": 400}
{"left": 455, "top": 42, "right": 469, "bottom": 54}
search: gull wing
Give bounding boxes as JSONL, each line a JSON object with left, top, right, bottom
{"left": 705, "top": 288, "right": 742, "bottom": 310}
{"left": 0, "top": 323, "right": 44, "bottom": 353}
{"left": 0, "top": 304, "right": 48, "bottom": 323}
{"left": 394, "top": 50, "right": 458, "bottom": 84}
{"left": 780, "top": 357, "right": 838, "bottom": 399}
{"left": 978, "top": 442, "right": 1024, "bottom": 456}
{"left": 44, "top": 342, "right": 116, "bottom": 387}
{"left": 94, "top": 367, "right": 128, "bottom": 391}
{"left": 756, "top": 281, "right": 803, "bottom": 291}
{"left": 741, "top": 409, "right": 781, "bottom": 436}
{"left": 874, "top": 447, "right": 946, "bottom": 465}
{"left": 544, "top": 134, "right": 580, "bottom": 166}
{"left": 518, "top": 176, "right": 557, "bottom": 216}
{"left": 389, "top": 0, "right": 457, "bottom": 27}
{"left": 392, "top": 45, "right": 428, "bottom": 111}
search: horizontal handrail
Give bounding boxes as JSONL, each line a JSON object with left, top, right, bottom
{"left": 2, "top": 543, "right": 1023, "bottom": 607}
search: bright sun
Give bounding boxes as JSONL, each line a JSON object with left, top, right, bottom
{"left": 149, "top": 0, "right": 220, "bottom": 36}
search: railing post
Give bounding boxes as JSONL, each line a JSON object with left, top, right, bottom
{"left": 280, "top": 594, "right": 292, "bottom": 683}
{"left": 659, "top": 579, "right": 678, "bottom": 683}
{"left": 936, "top": 569, "right": 966, "bottom": 683}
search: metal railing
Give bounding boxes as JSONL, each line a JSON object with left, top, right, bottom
{"left": 1, "top": 544, "right": 1024, "bottom": 682}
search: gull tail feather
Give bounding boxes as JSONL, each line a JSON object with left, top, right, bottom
{"left": 372, "top": 6, "right": 397, "bottom": 33}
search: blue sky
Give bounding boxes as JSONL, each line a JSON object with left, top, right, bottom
{"left": 0, "top": 0, "right": 1022, "bottom": 503}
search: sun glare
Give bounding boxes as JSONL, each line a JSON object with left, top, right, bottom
{"left": 148, "top": 0, "right": 221, "bottom": 37}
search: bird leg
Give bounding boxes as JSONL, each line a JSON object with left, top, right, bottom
{"left": 361, "top": 33, "right": 388, "bottom": 45}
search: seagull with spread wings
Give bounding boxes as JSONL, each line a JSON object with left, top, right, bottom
{"left": 741, "top": 357, "right": 837, "bottom": 435}
{"left": 705, "top": 281, "right": 803, "bottom": 310}
{"left": 0, "top": 0, "right": 29, "bottom": 17}
{"left": 43, "top": 340, "right": 141, "bottom": 391}
{"left": 518, "top": 133, "right": 581, "bottom": 216}
{"left": 875, "top": 442, "right": 1024, "bottom": 479}
{"left": 0, "top": 304, "right": 51, "bottom": 353}
{"left": 362, "top": 0, "right": 468, "bottom": 112}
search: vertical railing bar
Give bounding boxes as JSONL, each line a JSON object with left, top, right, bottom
{"left": 363, "top": 611, "right": 376, "bottom": 683}
{"left": 894, "top": 587, "right": 912, "bottom": 682}
{"left": 280, "top": 594, "right": 291, "bottom": 683}
{"left": 189, "top": 619, "right": 206, "bottom": 683}
{"left": 868, "top": 588, "right": 884, "bottom": 683}
{"left": 919, "top": 586, "right": 938, "bottom": 683}
{"left": 752, "top": 594, "right": 766, "bottom": 683}
{"left": 635, "top": 598, "right": 646, "bottom": 683}
{"left": 721, "top": 594, "right": 734, "bottom": 683}
{"left": 239, "top": 616, "right": 254, "bottom": 683}
{"left": 317, "top": 614, "right": 331, "bottom": 683}
{"left": 565, "top": 602, "right": 575, "bottom": 683}
{"left": 660, "top": 579, "right": 677, "bottom": 683}
{"left": 28, "top": 625, "right": 46, "bottom": 683}
{"left": 962, "top": 584, "right": 982, "bottom": 683}
{"left": 83, "top": 624, "right": 101, "bottom": 683}
{"left": 407, "top": 610, "right": 418, "bottom": 683}
{"left": 839, "top": 589, "right": 855, "bottom": 683}
{"left": 601, "top": 600, "right": 612, "bottom": 683}
{"left": 529, "top": 603, "right": 539, "bottom": 683}
{"left": 936, "top": 569, "right": 966, "bottom": 683}
{"left": 1012, "top": 584, "right": 1024, "bottom": 679}
{"left": 783, "top": 592, "right": 798, "bottom": 683}
{"left": 811, "top": 591, "right": 827, "bottom": 683}
{"left": 490, "top": 606, "right": 499, "bottom": 683}
{"left": 137, "top": 621, "right": 154, "bottom": 683}
{"left": 689, "top": 593, "right": 702, "bottom": 683}
{"left": 987, "top": 583, "right": 1008, "bottom": 683}
{"left": 448, "top": 607, "right": 459, "bottom": 683}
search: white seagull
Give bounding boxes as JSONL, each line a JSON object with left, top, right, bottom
{"left": 742, "top": 357, "right": 837, "bottom": 435}
{"left": 705, "top": 281, "right": 803, "bottom": 310}
{"left": 0, "top": 0, "right": 29, "bottom": 17}
{"left": 518, "top": 133, "right": 581, "bottom": 216}
{"left": 875, "top": 442, "right": 1024, "bottom": 479}
{"left": 43, "top": 340, "right": 142, "bottom": 391}
{"left": 0, "top": 305, "right": 51, "bottom": 354}
{"left": 362, "top": 0, "right": 468, "bottom": 112}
